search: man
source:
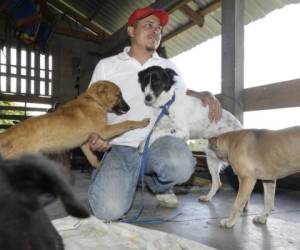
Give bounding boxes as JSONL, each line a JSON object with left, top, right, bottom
{"left": 88, "top": 7, "right": 221, "bottom": 221}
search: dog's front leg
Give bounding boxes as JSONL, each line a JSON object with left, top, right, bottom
{"left": 100, "top": 119, "right": 150, "bottom": 139}
{"left": 253, "top": 180, "right": 276, "bottom": 224}
{"left": 80, "top": 143, "right": 100, "bottom": 168}
{"left": 220, "top": 176, "right": 256, "bottom": 228}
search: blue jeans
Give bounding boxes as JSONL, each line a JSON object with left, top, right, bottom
{"left": 88, "top": 136, "right": 196, "bottom": 220}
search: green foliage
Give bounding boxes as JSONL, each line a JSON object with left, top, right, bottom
{"left": 0, "top": 101, "right": 25, "bottom": 132}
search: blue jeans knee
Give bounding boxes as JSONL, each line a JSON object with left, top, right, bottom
{"left": 88, "top": 146, "right": 140, "bottom": 220}
{"left": 145, "top": 136, "right": 196, "bottom": 193}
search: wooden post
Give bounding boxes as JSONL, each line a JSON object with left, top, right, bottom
{"left": 221, "top": 0, "right": 244, "bottom": 123}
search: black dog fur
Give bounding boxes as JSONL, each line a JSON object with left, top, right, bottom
{"left": 0, "top": 155, "right": 90, "bottom": 250}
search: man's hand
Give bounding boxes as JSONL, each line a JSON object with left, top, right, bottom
{"left": 186, "top": 90, "right": 222, "bottom": 122}
{"left": 88, "top": 133, "right": 111, "bottom": 152}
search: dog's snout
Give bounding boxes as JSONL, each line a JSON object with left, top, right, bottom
{"left": 145, "top": 95, "right": 152, "bottom": 102}
{"left": 121, "top": 99, "right": 130, "bottom": 112}
{"left": 111, "top": 95, "right": 130, "bottom": 115}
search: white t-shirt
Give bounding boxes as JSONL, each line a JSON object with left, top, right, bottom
{"left": 89, "top": 46, "right": 187, "bottom": 148}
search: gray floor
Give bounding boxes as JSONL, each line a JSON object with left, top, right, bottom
{"left": 47, "top": 170, "right": 300, "bottom": 250}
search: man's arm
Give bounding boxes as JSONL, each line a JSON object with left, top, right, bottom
{"left": 186, "top": 89, "right": 222, "bottom": 122}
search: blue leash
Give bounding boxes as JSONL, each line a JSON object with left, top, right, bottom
{"left": 122, "top": 92, "right": 180, "bottom": 224}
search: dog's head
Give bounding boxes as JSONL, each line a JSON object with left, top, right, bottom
{"left": 0, "top": 155, "right": 90, "bottom": 250}
{"left": 208, "top": 135, "right": 230, "bottom": 161}
{"left": 138, "top": 66, "right": 178, "bottom": 106}
{"left": 88, "top": 81, "right": 130, "bottom": 115}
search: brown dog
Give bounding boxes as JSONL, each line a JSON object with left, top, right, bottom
{"left": 209, "top": 126, "right": 300, "bottom": 228}
{"left": 0, "top": 81, "right": 150, "bottom": 167}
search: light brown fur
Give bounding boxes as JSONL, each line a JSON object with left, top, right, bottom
{"left": 209, "top": 126, "right": 300, "bottom": 228}
{"left": 0, "top": 81, "right": 149, "bottom": 167}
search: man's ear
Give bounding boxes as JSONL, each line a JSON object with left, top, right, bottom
{"left": 127, "top": 26, "right": 134, "bottom": 38}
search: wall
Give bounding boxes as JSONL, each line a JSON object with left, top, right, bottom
{"left": 49, "top": 34, "right": 101, "bottom": 104}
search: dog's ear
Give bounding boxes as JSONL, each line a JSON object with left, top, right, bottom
{"left": 95, "top": 83, "right": 108, "bottom": 93}
{"left": 3, "top": 155, "right": 90, "bottom": 218}
{"left": 165, "top": 68, "right": 178, "bottom": 82}
{"left": 138, "top": 70, "right": 148, "bottom": 91}
{"left": 164, "top": 68, "right": 178, "bottom": 90}
{"left": 88, "top": 81, "right": 108, "bottom": 94}
{"left": 137, "top": 71, "right": 144, "bottom": 85}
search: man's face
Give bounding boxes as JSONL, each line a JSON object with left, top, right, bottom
{"left": 128, "top": 15, "right": 163, "bottom": 52}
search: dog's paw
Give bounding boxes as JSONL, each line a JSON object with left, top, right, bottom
{"left": 198, "top": 195, "right": 210, "bottom": 202}
{"left": 253, "top": 215, "right": 267, "bottom": 224}
{"left": 140, "top": 118, "right": 150, "bottom": 127}
{"left": 219, "top": 218, "right": 235, "bottom": 228}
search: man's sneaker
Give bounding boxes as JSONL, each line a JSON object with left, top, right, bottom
{"left": 155, "top": 191, "right": 178, "bottom": 208}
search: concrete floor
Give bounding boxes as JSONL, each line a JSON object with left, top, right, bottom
{"left": 47, "top": 170, "right": 300, "bottom": 250}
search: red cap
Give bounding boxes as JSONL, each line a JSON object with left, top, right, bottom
{"left": 128, "top": 7, "right": 168, "bottom": 27}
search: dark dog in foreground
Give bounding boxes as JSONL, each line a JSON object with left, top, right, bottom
{"left": 0, "top": 155, "right": 90, "bottom": 250}
{"left": 209, "top": 126, "right": 300, "bottom": 228}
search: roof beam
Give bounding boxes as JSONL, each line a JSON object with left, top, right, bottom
{"left": 179, "top": 5, "right": 204, "bottom": 27}
{"left": 166, "top": 0, "right": 193, "bottom": 13}
{"left": 87, "top": 0, "right": 109, "bottom": 21}
{"left": 46, "top": 0, "right": 110, "bottom": 39}
{"left": 53, "top": 25, "right": 103, "bottom": 43}
{"left": 162, "top": 0, "right": 221, "bottom": 42}
{"left": 96, "top": 0, "right": 191, "bottom": 55}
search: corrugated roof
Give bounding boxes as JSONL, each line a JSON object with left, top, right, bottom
{"left": 163, "top": 0, "right": 300, "bottom": 57}
{"left": 54, "top": 0, "right": 300, "bottom": 57}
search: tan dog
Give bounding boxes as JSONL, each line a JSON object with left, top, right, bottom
{"left": 0, "top": 81, "right": 149, "bottom": 167}
{"left": 208, "top": 126, "right": 300, "bottom": 228}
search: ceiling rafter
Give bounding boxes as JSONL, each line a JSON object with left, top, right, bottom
{"left": 166, "top": 0, "right": 193, "bottom": 13}
{"left": 46, "top": 0, "right": 110, "bottom": 39}
{"left": 179, "top": 4, "right": 204, "bottom": 27}
{"left": 87, "top": 0, "right": 108, "bottom": 21}
{"left": 162, "top": 0, "right": 221, "bottom": 42}
{"left": 53, "top": 25, "right": 103, "bottom": 43}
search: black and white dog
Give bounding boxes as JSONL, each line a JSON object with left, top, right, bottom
{"left": 138, "top": 66, "right": 242, "bottom": 202}
{"left": 0, "top": 155, "right": 90, "bottom": 250}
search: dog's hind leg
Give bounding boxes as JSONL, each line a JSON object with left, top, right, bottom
{"left": 253, "top": 180, "right": 276, "bottom": 224}
{"left": 198, "top": 151, "right": 223, "bottom": 202}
